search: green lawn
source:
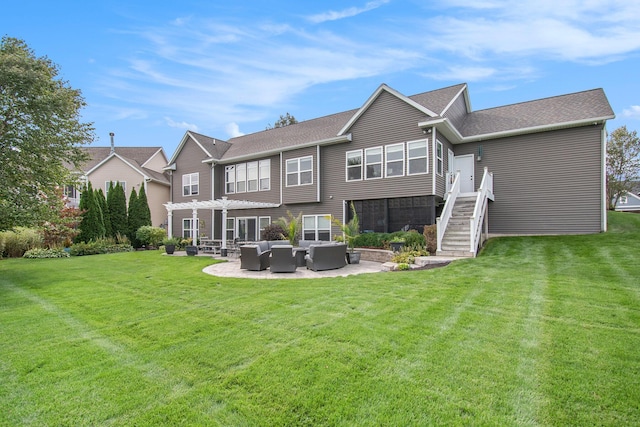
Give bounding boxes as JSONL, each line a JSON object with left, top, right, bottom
{"left": 1, "top": 212, "right": 639, "bottom": 426}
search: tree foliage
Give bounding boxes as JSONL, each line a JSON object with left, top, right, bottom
{"left": 107, "top": 182, "right": 128, "bottom": 238}
{"left": 127, "top": 185, "right": 152, "bottom": 248}
{"left": 0, "top": 37, "right": 93, "bottom": 230}
{"left": 266, "top": 112, "right": 298, "bottom": 130}
{"left": 76, "top": 182, "right": 105, "bottom": 243}
{"left": 137, "top": 185, "right": 152, "bottom": 227}
{"left": 607, "top": 126, "right": 640, "bottom": 209}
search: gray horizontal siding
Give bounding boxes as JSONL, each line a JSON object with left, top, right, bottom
{"left": 282, "top": 147, "right": 318, "bottom": 204}
{"left": 454, "top": 125, "right": 604, "bottom": 234}
{"left": 323, "top": 90, "right": 436, "bottom": 202}
{"left": 443, "top": 93, "right": 467, "bottom": 130}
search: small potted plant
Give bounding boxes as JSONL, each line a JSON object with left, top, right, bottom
{"left": 162, "top": 236, "right": 180, "bottom": 255}
{"left": 390, "top": 236, "right": 406, "bottom": 252}
{"left": 332, "top": 202, "right": 361, "bottom": 264}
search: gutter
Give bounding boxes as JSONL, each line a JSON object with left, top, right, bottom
{"left": 204, "top": 134, "right": 352, "bottom": 165}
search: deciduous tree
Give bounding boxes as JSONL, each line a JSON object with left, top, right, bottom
{"left": 607, "top": 126, "right": 640, "bottom": 209}
{"left": 266, "top": 112, "right": 297, "bottom": 130}
{"left": 0, "top": 37, "right": 93, "bottom": 230}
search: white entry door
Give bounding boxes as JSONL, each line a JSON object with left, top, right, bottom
{"left": 453, "top": 154, "right": 475, "bottom": 193}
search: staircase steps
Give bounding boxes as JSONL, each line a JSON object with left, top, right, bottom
{"left": 437, "top": 195, "right": 477, "bottom": 257}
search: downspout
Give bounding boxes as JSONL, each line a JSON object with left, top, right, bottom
{"left": 432, "top": 127, "right": 437, "bottom": 195}
{"left": 280, "top": 152, "right": 283, "bottom": 206}
{"left": 317, "top": 145, "right": 321, "bottom": 202}
{"left": 601, "top": 125, "right": 608, "bottom": 232}
{"left": 211, "top": 162, "right": 216, "bottom": 239}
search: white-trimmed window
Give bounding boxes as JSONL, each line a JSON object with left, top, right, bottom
{"left": 365, "top": 147, "right": 383, "bottom": 179}
{"left": 182, "top": 218, "right": 199, "bottom": 239}
{"left": 182, "top": 173, "right": 199, "bottom": 196}
{"left": 226, "top": 218, "right": 235, "bottom": 241}
{"left": 620, "top": 195, "right": 628, "bottom": 204}
{"left": 247, "top": 161, "right": 258, "bottom": 192}
{"left": 436, "top": 140, "right": 444, "bottom": 176}
{"left": 286, "top": 156, "right": 313, "bottom": 186}
{"left": 346, "top": 150, "right": 363, "bottom": 181}
{"left": 65, "top": 185, "right": 78, "bottom": 199}
{"left": 225, "top": 166, "right": 235, "bottom": 194}
{"left": 236, "top": 163, "right": 246, "bottom": 193}
{"left": 385, "top": 143, "right": 404, "bottom": 177}
{"left": 303, "top": 215, "right": 331, "bottom": 241}
{"left": 259, "top": 160, "right": 270, "bottom": 190}
{"left": 105, "top": 181, "right": 126, "bottom": 198}
{"left": 408, "top": 140, "right": 428, "bottom": 175}
{"left": 259, "top": 216, "right": 271, "bottom": 236}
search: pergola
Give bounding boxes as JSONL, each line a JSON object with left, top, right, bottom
{"left": 164, "top": 196, "right": 280, "bottom": 251}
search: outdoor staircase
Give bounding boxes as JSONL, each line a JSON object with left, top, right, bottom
{"left": 437, "top": 195, "right": 477, "bottom": 257}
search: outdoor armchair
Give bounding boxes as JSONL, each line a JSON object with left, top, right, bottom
{"left": 240, "top": 245, "right": 270, "bottom": 271}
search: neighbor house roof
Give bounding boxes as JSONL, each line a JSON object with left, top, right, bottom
{"left": 76, "top": 147, "right": 170, "bottom": 185}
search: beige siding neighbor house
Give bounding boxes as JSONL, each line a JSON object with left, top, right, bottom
{"left": 165, "top": 83, "right": 614, "bottom": 257}
{"left": 71, "top": 144, "right": 171, "bottom": 228}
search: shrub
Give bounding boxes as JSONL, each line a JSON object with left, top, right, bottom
{"left": 423, "top": 224, "right": 437, "bottom": 254}
{"left": 0, "top": 227, "right": 43, "bottom": 258}
{"left": 353, "top": 232, "right": 389, "bottom": 248}
{"left": 162, "top": 236, "right": 181, "bottom": 246}
{"left": 69, "top": 238, "right": 134, "bottom": 256}
{"left": 391, "top": 248, "right": 430, "bottom": 264}
{"left": 261, "top": 223, "right": 286, "bottom": 241}
{"left": 136, "top": 226, "right": 166, "bottom": 247}
{"left": 23, "top": 248, "right": 70, "bottom": 259}
{"left": 403, "top": 230, "right": 426, "bottom": 250}
{"left": 396, "top": 262, "right": 411, "bottom": 271}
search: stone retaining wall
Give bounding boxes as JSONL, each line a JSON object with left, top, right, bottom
{"left": 357, "top": 248, "right": 394, "bottom": 263}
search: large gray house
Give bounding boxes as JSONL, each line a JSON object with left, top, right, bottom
{"left": 164, "top": 83, "right": 614, "bottom": 256}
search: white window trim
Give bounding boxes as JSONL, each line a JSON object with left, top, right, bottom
{"left": 182, "top": 218, "right": 199, "bottom": 238}
{"left": 620, "top": 195, "right": 628, "bottom": 204}
{"left": 303, "top": 214, "right": 332, "bottom": 241}
{"left": 225, "top": 166, "right": 235, "bottom": 194}
{"left": 236, "top": 163, "right": 246, "bottom": 193}
{"left": 346, "top": 149, "right": 363, "bottom": 182}
{"left": 407, "top": 139, "right": 429, "bottom": 176}
{"left": 247, "top": 161, "right": 259, "bottom": 192}
{"left": 436, "top": 140, "right": 444, "bottom": 177}
{"left": 259, "top": 159, "right": 271, "bottom": 191}
{"left": 286, "top": 156, "right": 314, "bottom": 187}
{"left": 182, "top": 173, "right": 199, "bottom": 196}
{"left": 105, "top": 181, "right": 126, "bottom": 197}
{"left": 365, "top": 147, "right": 383, "bottom": 180}
{"left": 385, "top": 143, "right": 405, "bottom": 178}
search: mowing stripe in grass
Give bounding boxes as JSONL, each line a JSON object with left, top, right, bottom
{"left": 1, "top": 282, "right": 229, "bottom": 424}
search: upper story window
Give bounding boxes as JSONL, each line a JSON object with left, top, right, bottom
{"left": 247, "top": 161, "right": 258, "bottom": 192}
{"left": 182, "top": 173, "right": 199, "bottom": 196}
{"left": 365, "top": 147, "right": 383, "bottom": 179}
{"left": 385, "top": 143, "right": 404, "bottom": 177}
{"left": 236, "top": 163, "right": 246, "bottom": 193}
{"left": 407, "top": 140, "right": 428, "bottom": 175}
{"left": 226, "top": 160, "right": 270, "bottom": 194}
{"left": 259, "top": 160, "right": 270, "bottom": 190}
{"left": 225, "top": 166, "right": 235, "bottom": 193}
{"left": 620, "top": 195, "right": 628, "bottom": 204}
{"left": 346, "top": 150, "right": 363, "bottom": 181}
{"left": 286, "top": 156, "right": 313, "bottom": 186}
{"left": 436, "top": 140, "right": 444, "bottom": 176}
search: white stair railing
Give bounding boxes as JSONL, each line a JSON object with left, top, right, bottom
{"left": 469, "top": 167, "right": 494, "bottom": 255}
{"left": 437, "top": 171, "right": 461, "bottom": 252}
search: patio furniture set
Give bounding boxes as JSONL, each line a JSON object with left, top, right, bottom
{"left": 239, "top": 240, "right": 348, "bottom": 273}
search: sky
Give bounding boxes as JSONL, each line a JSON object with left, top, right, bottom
{"left": 2, "top": 0, "right": 640, "bottom": 157}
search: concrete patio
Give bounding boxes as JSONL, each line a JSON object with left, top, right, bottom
{"left": 166, "top": 250, "right": 459, "bottom": 279}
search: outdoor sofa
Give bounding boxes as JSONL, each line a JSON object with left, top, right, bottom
{"left": 269, "top": 245, "right": 297, "bottom": 273}
{"left": 240, "top": 244, "right": 271, "bottom": 271}
{"left": 305, "top": 243, "right": 347, "bottom": 271}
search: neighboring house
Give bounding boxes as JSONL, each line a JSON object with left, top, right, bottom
{"left": 164, "top": 83, "right": 614, "bottom": 256}
{"left": 68, "top": 142, "right": 171, "bottom": 228}
{"left": 614, "top": 182, "right": 640, "bottom": 212}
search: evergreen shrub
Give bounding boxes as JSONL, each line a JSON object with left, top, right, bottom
{"left": 23, "top": 248, "right": 70, "bottom": 258}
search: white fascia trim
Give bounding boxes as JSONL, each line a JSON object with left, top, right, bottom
{"left": 167, "top": 131, "right": 212, "bottom": 165}
{"left": 163, "top": 163, "right": 177, "bottom": 171}
{"left": 420, "top": 115, "right": 616, "bottom": 144}
{"left": 212, "top": 134, "right": 352, "bottom": 165}
{"left": 440, "top": 84, "right": 468, "bottom": 116}
{"left": 141, "top": 148, "right": 166, "bottom": 169}
{"left": 338, "top": 84, "right": 438, "bottom": 135}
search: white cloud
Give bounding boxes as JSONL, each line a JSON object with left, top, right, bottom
{"left": 225, "top": 122, "right": 244, "bottom": 138}
{"left": 307, "top": 0, "right": 390, "bottom": 24}
{"left": 622, "top": 106, "right": 640, "bottom": 119}
{"left": 164, "top": 117, "right": 198, "bottom": 131}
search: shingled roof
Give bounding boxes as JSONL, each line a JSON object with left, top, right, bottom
{"left": 459, "top": 88, "right": 614, "bottom": 138}
{"left": 77, "top": 146, "right": 170, "bottom": 185}
{"left": 179, "top": 83, "right": 613, "bottom": 163}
